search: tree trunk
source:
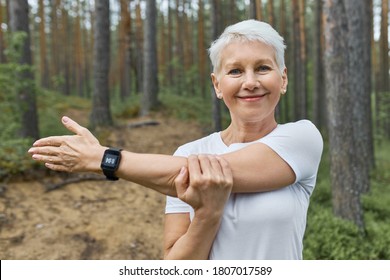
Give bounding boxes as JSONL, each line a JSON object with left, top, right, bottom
{"left": 378, "top": 0, "right": 389, "bottom": 138}
{"left": 211, "top": 0, "right": 222, "bottom": 132}
{"left": 291, "top": 0, "right": 307, "bottom": 120}
{"left": 0, "top": 2, "right": 7, "bottom": 63}
{"left": 312, "top": 0, "right": 326, "bottom": 131}
{"left": 135, "top": 1, "right": 143, "bottom": 94}
{"left": 38, "top": 0, "right": 49, "bottom": 88}
{"left": 344, "top": 0, "right": 373, "bottom": 193}
{"left": 323, "top": 0, "right": 364, "bottom": 230}
{"left": 197, "top": 0, "right": 207, "bottom": 98}
{"left": 119, "top": 0, "right": 132, "bottom": 100}
{"left": 90, "top": 0, "right": 113, "bottom": 128}
{"left": 9, "top": 0, "right": 39, "bottom": 140}
{"left": 140, "top": 0, "right": 159, "bottom": 116}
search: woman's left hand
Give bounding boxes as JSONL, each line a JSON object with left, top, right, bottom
{"left": 174, "top": 154, "right": 233, "bottom": 216}
{"left": 28, "top": 116, "right": 105, "bottom": 173}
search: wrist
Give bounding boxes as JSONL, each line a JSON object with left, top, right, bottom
{"left": 194, "top": 207, "right": 223, "bottom": 224}
{"left": 88, "top": 145, "right": 107, "bottom": 174}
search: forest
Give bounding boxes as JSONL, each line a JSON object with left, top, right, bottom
{"left": 0, "top": 0, "right": 389, "bottom": 260}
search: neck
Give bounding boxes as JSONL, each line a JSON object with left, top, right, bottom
{"left": 221, "top": 117, "right": 277, "bottom": 146}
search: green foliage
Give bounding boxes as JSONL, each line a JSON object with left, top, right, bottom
{"left": 111, "top": 95, "right": 140, "bottom": 120}
{"left": 159, "top": 90, "right": 213, "bottom": 127}
{"left": 303, "top": 141, "right": 390, "bottom": 259}
{"left": 0, "top": 63, "right": 35, "bottom": 179}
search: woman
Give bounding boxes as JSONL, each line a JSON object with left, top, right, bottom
{"left": 29, "top": 20, "right": 323, "bottom": 260}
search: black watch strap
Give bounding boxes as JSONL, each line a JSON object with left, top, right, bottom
{"left": 101, "top": 147, "right": 122, "bottom": 181}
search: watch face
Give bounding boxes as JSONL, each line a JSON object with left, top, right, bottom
{"left": 103, "top": 154, "right": 120, "bottom": 168}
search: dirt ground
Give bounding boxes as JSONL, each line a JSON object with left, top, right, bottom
{"left": 0, "top": 113, "right": 204, "bottom": 260}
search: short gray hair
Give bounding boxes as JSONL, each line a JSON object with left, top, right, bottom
{"left": 208, "top": 20, "right": 286, "bottom": 75}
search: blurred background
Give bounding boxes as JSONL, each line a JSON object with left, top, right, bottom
{"left": 0, "top": 0, "right": 389, "bottom": 259}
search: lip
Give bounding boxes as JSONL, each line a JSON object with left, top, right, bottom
{"left": 237, "top": 93, "right": 268, "bottom": 102}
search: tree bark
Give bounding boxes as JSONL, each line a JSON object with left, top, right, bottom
{"left": 344, "top": 0, "right": 373, "bottom": 193}
{"left": 140, "top": 0, "right": 159, "bottom": 116}
{"left": 90, "top": 0, "right": 113, "bottom": 128}
{"left": 9, "top": 0, "right": 39, "bottom": 140}
{"left": 323, "top": 0, "right": 364, "bottom": 230}
{"left": 312, "top": 0, "right": 326, "bottom": 131}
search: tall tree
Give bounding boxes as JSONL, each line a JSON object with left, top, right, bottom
{"left": 312, "top": 0, "right": 326, "bottom": 130}
{"left": 323, "top": 0, "right": 364, "bottom": 230}
{"left": 118, "top": 0, "right": 132, "bottom": 100}
{"left": 134, "top": 0, "right": 143, "bottom": 93}
{"left": 291, "top": 0, "right": 307, "bottom": 120}
{"left": 255, "top": 0, "right": 263, "bottom": 20}
{"left": 9, "top": 0, "right": 39, "bottom": 140}
{"left": 49, "top": 0, "right": 60, "bottom": 87}
{"left": 197, "top": 0, "right": 207, "bottom": 97}
{"left": 344, "top": 0, "right": 374, "bottom": 194}
{"left": 378, "top": 0, "right": 390, "bottom": 138}
{"left": 90, "top": 0, "right": 113, "bottom": 127}
{"left": 379, "top": 0, "right": 389, "bottom": 93}
{"left": 38, "top": 0, "right": 49, "bottom": 88}
{"left": 0, "top": 1, "right": 6, "bottom": 63}
{"left": 211, "top": 0, "right": 222, "bottom": 132}
{"left": 140, "top": 0, "right": 159, "bottom": 116}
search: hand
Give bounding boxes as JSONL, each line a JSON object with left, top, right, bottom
{"left": 28, "top": 116, "right": 105, "bottom": 173}
{"left": 174, "top": 155, "right": 233, "bottom": 216}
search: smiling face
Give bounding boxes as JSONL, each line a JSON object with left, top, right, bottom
{"left": 211, "top": 41, "right": 288, "bottom": 125}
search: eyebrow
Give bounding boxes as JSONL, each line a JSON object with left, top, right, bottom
{"left": 224, "top": 58, "right": 275, "bottom": 68}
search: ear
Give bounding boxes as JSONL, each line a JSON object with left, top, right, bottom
{"left": 211, "top": 73, "right": 222, "bottom": 98}
{"left": 281, "top": 68, "right": 288, "bottom": 94}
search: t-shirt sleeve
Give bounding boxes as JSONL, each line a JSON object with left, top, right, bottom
{"left": 165, "top": 146, "right": 193, "bottom": 216}
{"left": 259, "top": 120, "right": 323, "bottom": 195}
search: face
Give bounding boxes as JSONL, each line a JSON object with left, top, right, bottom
{"left": 211, "top": 41, "right": 288, "bottom": 124}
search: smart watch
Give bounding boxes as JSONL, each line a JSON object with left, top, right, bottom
{"left": 100, "top": 148, "right": 122, "bottom": 181}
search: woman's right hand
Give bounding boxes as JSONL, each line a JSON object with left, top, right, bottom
{"left": 174, "top": 155, "right": 233, "bottom": 217}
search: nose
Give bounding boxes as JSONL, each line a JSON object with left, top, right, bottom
{"left": 243, "top": 71, "right": 260, "bottom": 91}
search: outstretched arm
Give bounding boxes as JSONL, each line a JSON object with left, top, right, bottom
{"left": 28, "top": 116, "right": 296, "bottom": 195}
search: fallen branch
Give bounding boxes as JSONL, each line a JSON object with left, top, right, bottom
{"left": 128, "top": 120, "right": 160, "bottom": 128}
{"left": 44, "top": 174, "right": 106, "bottom": 192}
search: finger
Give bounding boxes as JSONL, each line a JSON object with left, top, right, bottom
{"left": 197, "top": 154, "right": 213, "bottom": 174}
{"left": 44, "top": 162, "right": 70, "bottom": 172}
{"left": 174, "top": 167, "right": 189, "bottom": 199}
{"left": 208, "top": 155, "right": 223, "bottom": 174}
{"left": 33, "top": 136, "right": 64, "bottom": 147}
{"left": 61, "top": 116, "right": 89, "bottom": 136}
{"left": 188, "top": 155, "right": 201, "bottom": 177}
{"left": 216, "top": 156, "right": 233, "bottom": 181}
{"left": 28, "top": 146, "right": 60, "bottom": 156}
{"left": 31, "top": 154, "right": 63, "bottom": 165}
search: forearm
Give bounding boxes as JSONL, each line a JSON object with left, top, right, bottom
{"left": 115, "top": 151, "right": 187, "bottom": 196}
{"left": 164, "top": 211, "right": 222, "bottom": 260}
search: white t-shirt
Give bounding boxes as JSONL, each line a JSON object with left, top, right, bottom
{"left": 165, "top": 120, "right": 323, "bottom": 260}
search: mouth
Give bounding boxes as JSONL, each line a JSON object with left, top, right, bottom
{"left": 237, "top": 93, "right": 268, "bottom": 102}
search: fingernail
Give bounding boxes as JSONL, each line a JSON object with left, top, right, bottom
{"left": 62, "top": 116, "right": 69, "bottom": 123}
{"left": 180, "top": 167, "right": 186, "bottom": 174}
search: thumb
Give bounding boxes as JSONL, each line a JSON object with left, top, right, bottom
{"left": 62, "top": 116, "right": 88, "bottom": 136}
{"left": 174, "top": 167, "right": 189, "bottom": 199}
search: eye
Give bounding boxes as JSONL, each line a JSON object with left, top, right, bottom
{"left": 227, "top": 68, "right": 242, "bottom": 75}
{"left": 257, "top": 65, "right": 272, "bottom": 72}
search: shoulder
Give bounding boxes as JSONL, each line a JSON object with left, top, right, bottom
{"left": 259, "top": 119, "right": 323, "bottom": 183}
{"left": 267, "top": 120, "right": 323, "bottom": 148}
{"left": 278, "top": 120, "right": 321, "bottom": 136}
